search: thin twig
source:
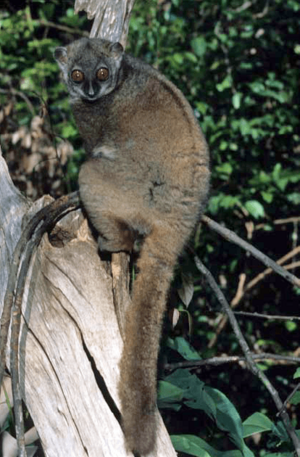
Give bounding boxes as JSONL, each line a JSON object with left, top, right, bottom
{"left": 38, "top": 19, "right": 89, "bottom": 37}
{"left": 164, "top": 353, "right": 300, "bottom": 371}
{"left": 256, "top": 217, "right": 300, "bottom": 230}
{"left": 231, "top": 273, "right": 246, "bottom": 306}
{"left": 285, "top": 260, "right": 300, "bottom": 270}
{"left": 242, "top": 245, "right": 300, "bottom": 299}
{"left": 231, "top": 1, "right": 253, "bottom": 13}
{"left": 192, "top": 253, "right": 300, "bottom": 456}
{"left": 254, "top": 0, "right": 269, "bottom": 19}
{"left": 281, "top": 382, "right": 300, "bottom": 413}
{"left": 0, "top": 88, "right": 35, "bottom": 115}
{"left": 234, "top": 311, "right": 300, "bottom": 321}
{"left": 274, "top": 216, "right": 300, "bottom": 225}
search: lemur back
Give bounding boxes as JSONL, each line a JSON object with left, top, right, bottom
{"left": 55, "top": 38, "right": 210, "bottom": 455}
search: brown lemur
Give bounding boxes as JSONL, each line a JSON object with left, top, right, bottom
{"left": 54, "top": 37, "right": 210, "bottom": 455}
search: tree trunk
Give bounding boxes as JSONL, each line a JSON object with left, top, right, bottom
{"left": 0, "top": 149, "right": 177, "bottom": 457}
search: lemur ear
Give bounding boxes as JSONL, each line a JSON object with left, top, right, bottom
{"left": 54, "top": 47, "right": 68, "bottom": 68}
{"left": 54, "top": 47, "right": 69, "bottom": 80}
{"left": 109, "top": 42, "right": 124, "bottom": 59}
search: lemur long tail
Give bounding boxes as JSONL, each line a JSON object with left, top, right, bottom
{"left": 118, "top": 225, "right": 179, "bottom": 455}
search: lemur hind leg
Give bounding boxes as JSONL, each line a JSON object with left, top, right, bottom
{"left": 79, "top": 160, "right": 149, "bottom": 253}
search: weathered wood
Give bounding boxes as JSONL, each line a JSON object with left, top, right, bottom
{"left": 0, "top": 149, "right": 177, "bottom": 456}
{"left": 0, "top": 153, "right": 29, "bottom": 309}
{"left": 74, "top": 0, "right": 135, "bottom": 47}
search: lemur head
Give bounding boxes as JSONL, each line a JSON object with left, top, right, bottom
{"left": 54, "top": 38, "right": 124, "bottom": 102}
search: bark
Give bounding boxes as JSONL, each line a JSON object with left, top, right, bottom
{"left": 0, "top": 149, "right": 176, "bottom": 456}
{"left": 74, "top": 0, "right": 135, "bottom": 47}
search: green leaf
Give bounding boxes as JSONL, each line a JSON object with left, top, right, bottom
{"left": 216, "top": 75, "right": 232, "bottom": 92}
{"left": 164, "top": 369, "right": 204, "bottom": 394}
{"left": 171, "top": 435, "right": 212, "bottom": 457}
{"left": 164, "top": 370, "right": 216, "bottom": 418}
{"left": 185, "top": 52, "right": 198, "bottom": 63}
{"left": 205, "top": 387, "right": 254, "bottom": 456}
{"left": 167, "top": 337, "right": 201, "bottom": 361}
{"left": 221, "top": 195, "right": 240, "bottom": 209}
{"left": 232, "top": 92, "right": 242, "bottom": 109}
{"left": 284, "top": 321, "right": 297, "bottom": 332}
{"left": 208, "top": 194, "right": 240, "bottom": 214}
{"left": 62, "top": 124, "right": 78, "bottom": 139}
{"left": 243, "top": 412, "right": 273, "bottom": 437}
{"left": 293, "top": 368, "right": 300, "bottom": 379}
{"left": 244, "top": 200, "right": 265, "bottom": 219}
{"left": 240, "top": 118, "right": 251, "bottom": 136}
{"left": 196, "top": 101, "right": 208, "bottom": 115}
{"left": 249, "top": 171, "right": 271, "bottom": 186}
{"left": 191, "top": 37, "right": 207, "bottom": 57}
{"left": 287, "top": 193, "right": 300, "bottom": 204}
{"left": 289, "top": 392, "right": 300, "bottom": 405}
{"left": 248, "top": 81, "right": 266, "bottom": 94}
{"left": 272, "top": 166, "right": 300, "bottom": 192}
{"left": 272, "top": 163, "right": 282, "bottom": 181}
{"left": 215, "top": 162, "right": 233, "bottom": 177}
{"left": 261, "top": 191, "right": 273, "bottom": 203}
{"left": 157, "top": 380, "right": 184, "bottom": 410}
{"left": 172, "top": 52, "right": 184, "bottom": 64}
{"left": 272, "top": 421, "right": 290, "bottom": 443}
{"left": 171, "top": 434, "right": 243, "bottom": 457}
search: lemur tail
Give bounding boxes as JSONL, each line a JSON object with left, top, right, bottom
{"left": 118, "top": 225, "right": 179, "bottom": 455}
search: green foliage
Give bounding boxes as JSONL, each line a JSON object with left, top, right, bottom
{"left": 158, "top": 368, "right": 254, "bottom": 456}
{"left": 161, "top": 341, "right": 299, "bottom": 456}
{"left": 0, "top": 1, "right": 87, "bottom": 163}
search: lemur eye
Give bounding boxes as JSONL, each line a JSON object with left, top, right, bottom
{"left": 71, "top": 70, "right": 84, "bottom": 82}
{"left": 96, "top": 68, "right": 109, "bottom": 81}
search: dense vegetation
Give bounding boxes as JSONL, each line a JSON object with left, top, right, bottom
{"left": 0, "top": 0, "right": 299, "bottom": 456}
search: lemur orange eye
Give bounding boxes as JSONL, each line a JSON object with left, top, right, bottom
{"left": 71, "top": 70, "right": 84, "bottom": 82}
{"left": 97, "top": 68, "right": 109, "bottom": 81}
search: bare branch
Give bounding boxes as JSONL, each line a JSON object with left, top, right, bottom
{"left": 164, "top": 353, "right": 300, "bottom": 371}
{"left": 274, "top": 216, "right": 300, "bottom": 225}
{"left": 234, "top": 311, "right": 300, "bottom": 321}
{"left": 243, "top": 245, "right": 300, "bottom": 298}
{"left": 256, "top": 216, "right": 300, "bottom": 229}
